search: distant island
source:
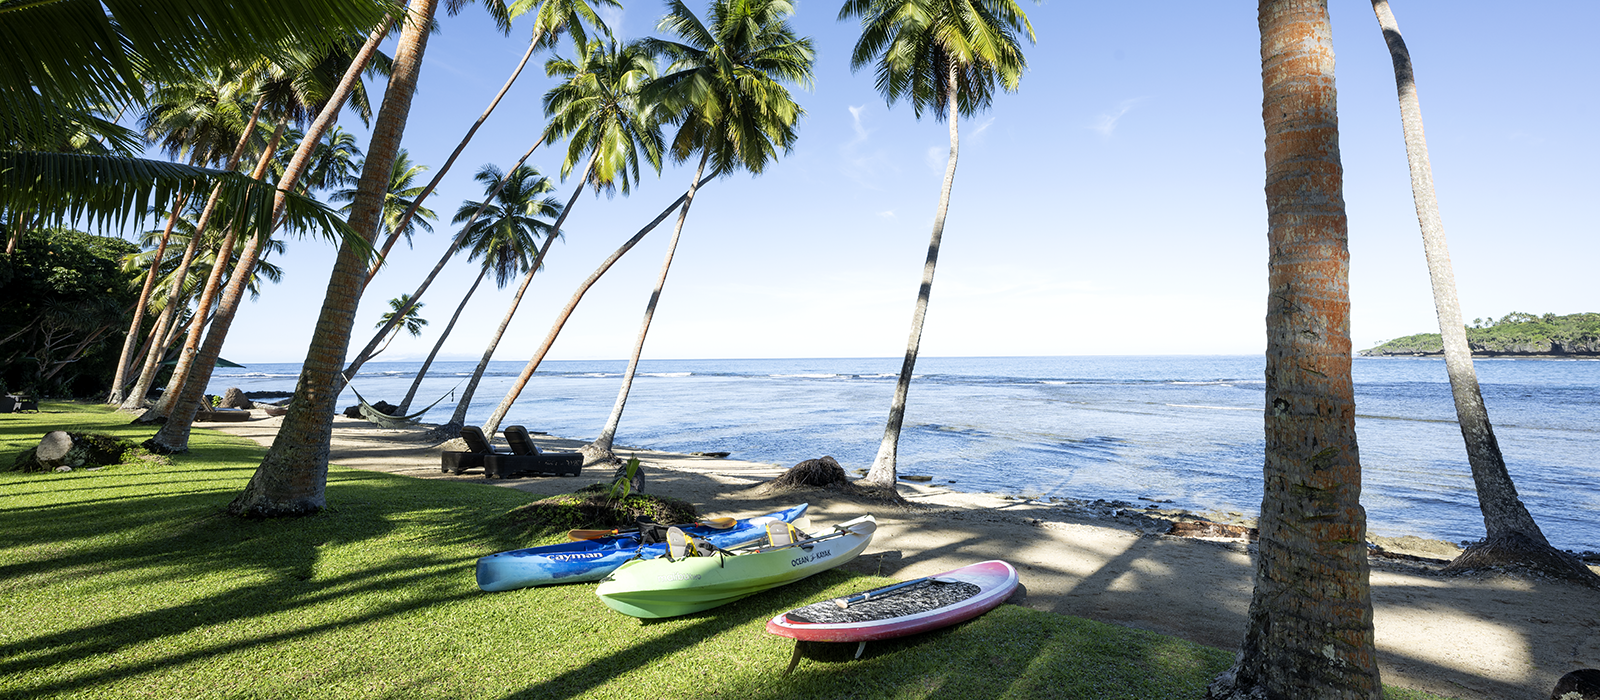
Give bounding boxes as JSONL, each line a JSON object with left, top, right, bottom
{"left": 1362, "top": 312, "right": 1600, "bottom": 357}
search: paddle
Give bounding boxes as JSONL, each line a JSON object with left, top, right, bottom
{"left": 834, "top": 576, "right": 959, "bottom": 609}
{"left": 567, "top": 517, "right": 738, "bottom": 541}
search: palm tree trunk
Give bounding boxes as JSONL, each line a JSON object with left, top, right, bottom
{"left": 229, "top": 0, "right": 440, "bottom": 517}
{"left": 1205, "top": 2, "right": 1380, "bottom": 697}
{"left": 481, "top": 176, "right": 715, "bottom": 437}
{"left": 585, "top": 151, "right": 710, "bottom": 460}
{"left": 149, "top": 118, "right": 287, "bottom": 420}
{"left": 4, "top": 210, "right": 29, "bottom": 254}
{"left": 121, "top": 230, "right": 205, "bottom": 410}
{"left": 1369, "top": 1, "right": 1595, "bottom": 583}
{"left": 398, "top": 267, "right": 487, "bottom": 413}
{"left": 108, "top": 187, "right": 191, "bottom": 403}
{"left": 439, "top": 154, "right": 596, "bottom": 435}
{"left": 861, "top": 67, "right": 962, "bottom": 490}
{"left": 342, "top": 132, "right": 549, "bottom": 384}
{"left": 362, "top": 38, "right": 541, "bottom": 291}
{"left": 123, "top": 96, "right": 268, "bottom": 412}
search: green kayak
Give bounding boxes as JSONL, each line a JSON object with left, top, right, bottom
{"left": 595, "top": 515, "right": 877, "bottom": 619}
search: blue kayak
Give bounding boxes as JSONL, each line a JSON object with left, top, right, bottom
{"left": 475, "top": 503, "right": 809, "bottom": 592}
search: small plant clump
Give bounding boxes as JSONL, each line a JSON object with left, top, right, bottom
{"left": 503, "top": 484, "right": 697, "bottom": 540}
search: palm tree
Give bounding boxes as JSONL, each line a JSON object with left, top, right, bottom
{"left": 276, "top": 125, "right": 366, "bottom": 196}
{"left": 0, "top": 0, "right": 387, "bottom": 244}
{"left": 147, "top": 24, "right": 402, "bottom": 447}
{"left": 332, "top": 149, "right": 437, "bottom": 255}
{"left": 370, "top": 294, "right": 428, "bottom": 358}
{"left": 1367, "top": 1, "right": 1598, "bottom": 585}
{"left": 842, "top": 0, "right": 1032, "bottom": 491}
{"left": 480, "top": 173, "right": 716, "bottom": 437}
{"left": 581, "top": 0, "right": 813, "bottom": 463}
{"left": 1205, "top": 1, "right": 1380, "bottom": 698}
{"left": 399, "top": 167, "right": 562, "bottom": 414}
{"left": 434, "top": 164, "right": 565, "bottom": 434}
{"left": 361, "top": 0, "right": 622, "bottom": 290}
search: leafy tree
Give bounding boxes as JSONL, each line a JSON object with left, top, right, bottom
{"left": 0, "top": 228, "right": 140, "bottom": 397}
{"left": 1206, "top": 1, "right": 1380, "bottom": 697}
{"left": 840, "top": 0, "right": 1032, "bottom": 489}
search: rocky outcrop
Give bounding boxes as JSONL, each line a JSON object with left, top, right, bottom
{"left": 219, "top": 387, "right": 253, "bottom": 409}
{"left": 8, "top": 431, "right": 171, "bottom": 472}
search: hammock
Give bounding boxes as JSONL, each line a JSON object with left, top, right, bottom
{"left": 344, "top": 375, "right": 461, "bottom": 429}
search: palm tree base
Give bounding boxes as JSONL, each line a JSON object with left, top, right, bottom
{"left": 1442, "top": 532, "right": 1600, "bottom": 588}
{"left": 227, "top": 492, "right": 324, "bottom": 519}
{"left": 140, "top": 437, "right": 187, "bottom": 455}
{"left": 579, "top": 443, "right": 621, "bottom": 469}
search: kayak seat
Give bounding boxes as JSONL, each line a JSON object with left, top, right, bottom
{"left": 767, "top": 521, "right": 798, "bottom": 548}
{"left": 667, "top": 527, "right": 695, "bottom": 560}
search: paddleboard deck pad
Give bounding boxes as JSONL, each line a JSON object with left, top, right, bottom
{"left": 766, "top": 560, "right": 1018, "bottom": 643}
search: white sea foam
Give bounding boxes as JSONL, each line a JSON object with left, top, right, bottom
{"left": 1166, "top": 403, "right": 1255, "bottom": 411}
{"left": 643, "top": 372, "right": 691, "bottom": 378}
{"left": 770, "top": 373, "right": 839, "bottom": 379}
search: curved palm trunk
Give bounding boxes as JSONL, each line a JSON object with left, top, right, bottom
{"left": 229, "top": 0, "right": 440, "bottom": 517}
{"left": 108, "top": 187, "right": 191, "bottom": 403}
{"left": 439, "top": 156, "right": 595, "bottom": 435}
{"left": 342, "top": 133, "right": 549, "bottom": 384}
{"left": 481, "top": 176, "right": 715, "bottom": 437}
{"left": 1370, "top": 2, "right": 1590, "bottom": 584}
{"left": 121, "top": 229, "right": 206, "bottom": 410}
{"left": 149, "top": 119, "right": 288, "bottom": 420}
{"left": 861, "top": 68, "right": 961, "bottom": 490}
{"left": 1205, "top": 2, "right": 1380, "bottom": 697}
{"left": 585, "top": 151, "right": 710, "bottom": 460}
{"left": 362, "top": 38, "right": 542, "bottom": 290}
{"left": 397, "top": 267, "right": 487, "bottom": 413}
{"left": 123, "top": 96, "right": 268, "bottom": 412}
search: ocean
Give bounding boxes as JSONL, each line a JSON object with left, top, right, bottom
{"left": 207, "top": 355, "right": 1599, "bottom": 552}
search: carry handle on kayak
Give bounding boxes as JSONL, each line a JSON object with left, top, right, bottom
{"left": 834, "top": 576, "right": 959, "bottom": 609}
{"left": 567, "top": 516, "right": 737, "bottom": 541}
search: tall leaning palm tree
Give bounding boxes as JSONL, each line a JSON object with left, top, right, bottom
{"left": 1367, "top": 0, "right": 1598, "bottom": 585}
{"left": 332, "top": 149, "right": 437, "bottom": 255}
{"left": 434, "top": 163, "right": 564, "bottom": 435}
{"left": 840, "top": 0, "right": 1032, "bottom": 489}
{"left": 580, "top": 0, "right": 813, "bottom": 463}
{"left": 370, "top": 294, "right": 428, "bottom": 359}
{"left": 398, "top": 169, "right": 555, "bottom": 414}
{"left": 1205, "top": 1, "right": 1380, "bottom": 698}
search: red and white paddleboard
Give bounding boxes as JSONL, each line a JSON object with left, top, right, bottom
{"left": 767, "top": 560, "right": 1018, "bottom": 643}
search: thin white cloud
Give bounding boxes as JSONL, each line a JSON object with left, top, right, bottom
{"left": 925, "top": 145, "right": 948, "bottom": 172}
{"left": 841, "top": 104, "right": 897, "bottom": 189}
{"left": 597, "top": 7, "right": 626, "bottom": 40}
{"left": 876, "top": 210, "right": 896, "bottom": 219}
{"left": 1090, "top": 98, "right": 1148, "bottom": 138}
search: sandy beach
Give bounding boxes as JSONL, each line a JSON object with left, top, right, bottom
{"left": 211, "top": 412, "right": 1600, "bottom": 700}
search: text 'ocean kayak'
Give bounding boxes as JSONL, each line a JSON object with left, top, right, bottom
{"left": 595, "top": 515, "right": 877, "bottom": 619}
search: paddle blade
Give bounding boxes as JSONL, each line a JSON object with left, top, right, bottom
{"left": 699, "top": 517, "right": 737, "bottom": 530}
{"left": 567, "top": 529, "right": 621, "bottom": 541}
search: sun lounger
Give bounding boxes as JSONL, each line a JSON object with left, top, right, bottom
{"left": 440, "top": 425, "right": 499, "bottom": 475}
{"left": 483, "top": 425, "right": 582, "bottom": 479}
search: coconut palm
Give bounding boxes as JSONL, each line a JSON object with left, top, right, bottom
{"left": 1367, "top": 1, "right": 1598, "bottom": 585}
{"left": 840, "top": 0, "right": 1032, "bottom": 490}
{"left": 147, "top": 24, "right": 402, "bottom": 447}
{"left": 370, "top": 294, "right": 428, "bottom": 359}
{"left": 398, "top": 167, "right": 562, "bottom": 414}
{"left": 580, "top": 0, "right": 813, "bottom": 463}
{"left": 360, "top": 0, "right": 621, "bottom": 290}
{"left": 1205, "top": 2, "right": 1380, "bottom": 698}
{"left": 332, "top": 149, "right": 437, "bottom": 254}
{"left": 276, "top": 125, "right": 366, "bottom": 196}
{"left": 0, "top": 0, "right": 387, "bottom": 241}
{"left": 432, "top": 164, "right": 565, "bottom": 434}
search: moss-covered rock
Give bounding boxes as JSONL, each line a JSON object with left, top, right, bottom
{"left": 504, "top": 484, "right": 698, "bottom": 540}
{"left": 8, "top": 432, "right": 172, "bottom": 473}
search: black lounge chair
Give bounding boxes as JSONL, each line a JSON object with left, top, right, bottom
{"left": 440, "top": 425, "right": 500, "bottom": 475}
{"left": 483, "top": 425, "right": 582, "bottom": 479}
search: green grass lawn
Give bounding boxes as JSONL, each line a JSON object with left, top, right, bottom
{"left": 0, "top": 403, "right": 1449, "bottom": 699}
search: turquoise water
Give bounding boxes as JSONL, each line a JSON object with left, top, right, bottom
{"left": 208, "top": 355, "right": 1600, "bottom": 552}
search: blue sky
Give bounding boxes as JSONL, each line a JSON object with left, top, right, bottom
{"left": 208, "top": 1, "right": 1599, "bottom": 363}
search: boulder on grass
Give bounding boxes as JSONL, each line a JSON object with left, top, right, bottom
{"left": 8, "top": 432, "right": 171, "bottom": 473}
{"left": 219, "top": 387, "right": 253, "bottom": 409}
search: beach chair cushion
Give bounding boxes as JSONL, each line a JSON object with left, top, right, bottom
{"left": 459, "top": 426, "right": 496, "bottom": 454}
{"left": 504, "top": 425, "right": 542, "bottom": 456}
